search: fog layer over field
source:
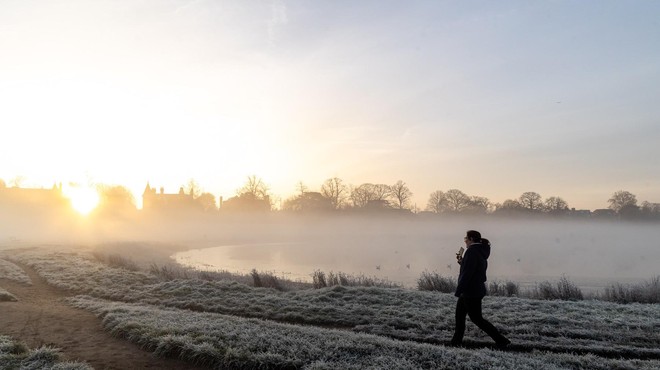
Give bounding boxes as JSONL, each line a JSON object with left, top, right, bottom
{"left": 170, "top": 216, "right": 659, "bottom": 288}
{"left": 1, "top": 213, "right": 658, "bottom": 288}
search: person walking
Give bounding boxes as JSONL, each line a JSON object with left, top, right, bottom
{"left": 451, "top": 230, "right": 511, "bottom": 348}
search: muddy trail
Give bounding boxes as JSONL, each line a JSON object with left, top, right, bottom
{"left": 0, "top": 262, "right": 207, "bottom": 370}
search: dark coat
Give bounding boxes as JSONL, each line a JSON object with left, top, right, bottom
{"left": 455, "top": 242, "right": 490, "bottom": 298}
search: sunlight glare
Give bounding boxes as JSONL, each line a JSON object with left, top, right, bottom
{"left": 63, "top": 185, "right": 100, "bottom": 215}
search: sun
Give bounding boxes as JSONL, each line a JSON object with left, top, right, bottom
{"left": 62, "top": 185, "right": 100, "bottom": 215}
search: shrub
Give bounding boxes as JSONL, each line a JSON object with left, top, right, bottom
{"left": 312, "top": 270, "right": 327, "bottom": 289}
{"left": 417, "top": 271, "right": 456, "bottom": 293}
{"left": 149, "top": 263, "right": 190, "bottom": 280}
{"left": 488, "top": 280, "right": 520, "bottom": 297}
{"left": 251, "top": 269, "right": 284, "bottom": 291}
{"left": 311, "top": 270, "right": 402, "bottom": 289}
{"left": 92, "top": 252, "right": 139, "bottom": 271}
{"left": 533, "top": 275, "right": 583, "bottom": 301}
{"left": 602, "top": 276, "right": 660, "bottom": 304}
{"left": 0, "top": 287, "right": 18, "bottom": 302}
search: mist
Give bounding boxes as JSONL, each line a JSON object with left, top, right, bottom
{"left": 2, "top": 211, "right": 658, "bottom": 290}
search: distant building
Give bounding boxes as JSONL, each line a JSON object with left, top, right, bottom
{"left": 569, "top": 208, "right": 591, "bottom": 218}
{"left": 592, "top": 208, "right": 616, "bottom": 218}
{"left": 142, "top": 183, "right": 199, "bottom": 212}
{"left": 0, "top": 183, "right": 69, "bottom": 210}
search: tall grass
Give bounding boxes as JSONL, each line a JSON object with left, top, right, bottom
{"left": 251, "top": 269, "right": 285, "bottom": 291}
{"left": 0, "top": 258, "right": 32, "bottom": 285}
{"left": 602, "top": 276, "right": 660, "bottom": 304}
{"left": 0, "top": 335, "right": 92, "bottom": 369}
{"left": 532, "top": 275, "right": 584, "bottom": 301}
{"left": 312, "top": 270, "right": 402, "bottom": 289}
{"left": 92, "top": 252, "right": 140, "bottom": 271}
{"left": 0, "top": 287, "right": 18, "bottom": 302}
{"left": 488, "top": 280, "right": 520, "bottom": 297}
{"left": 417, "top": 271, "right": 456, "bottom": 293}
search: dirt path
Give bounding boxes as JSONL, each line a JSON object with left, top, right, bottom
{"left": 0, "top": 262, "right": 207, "bottom": 370}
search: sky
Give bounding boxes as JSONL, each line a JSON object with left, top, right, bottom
{"left": 1, "top": 0, "right": 659, "bottom": 210}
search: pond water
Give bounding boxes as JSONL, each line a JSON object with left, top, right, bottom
{"left": 172, "top": 217, "right": 659, "bottom": 291}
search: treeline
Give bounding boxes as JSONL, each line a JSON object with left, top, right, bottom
{"left": 2, "top": 176, "right": 659, "bottom": 221}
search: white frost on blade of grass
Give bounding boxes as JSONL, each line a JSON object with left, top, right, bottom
{"left": 0, "top": 335, "right": 93, "bottom": 369}
{"left": 13, "top": 249, "right": 660, "bottom": 362}
{"left": 0, "top": 286, "right": 18, "bottom": 301}
{"left": 67, "top": 295, "right": 660, "bottom": 370}
{"left": 0, "top": 258, "right": 31, "bottom": 285}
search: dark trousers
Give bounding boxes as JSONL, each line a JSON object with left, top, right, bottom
{"left": 451, "top": 296, "right": 508, "bottom": 345}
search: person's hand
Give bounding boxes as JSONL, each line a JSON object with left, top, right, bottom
{"left": 456, "top": 255, "right": 463, "bottom": 265}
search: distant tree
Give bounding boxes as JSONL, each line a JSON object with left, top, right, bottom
{"left": 238, "top": 175, "right": 270, "bottom": 200}
{"left": 519, "top": 192, "right": 543, "bottom": 212}
{"left": 495, "top": 199, "right": 524, "bottom": 214}
{"left": 320, "top": 177, "right": 348, "bottom": 210}
{"left": 222, "top": 176, "right": 272, "bottom": 212}
{"left": 350, "top": 183, "right": 391, "bottom": 208}
{"left": 0, "top": 178, "right": 5, "bottom": 188}
{"left": 350, "top": 184, "right": 373, "bottom": 208}
{"left": 9, "top": 176, "right": 25, "bottom": 188}
{"left": 283, "top": 192, "right": 333, "bottom": 212}
{"left": 295, "top": 181, "right": 308, "bottom": 197}
{"left": 466, "top": 196, "right": 492, "bottom": 213}
{"left": 444, "top": 189, "right": 471, "bottom": 212}
{"left": 608, "top": 190, "right": 637, "bottom": 213}
{"left": 544, "top": 196, "right": 569, "bottom": 214}
{"left": 390, "top": 180, "right": 413, "bottom": 210}
{"left": 184, "top": 179, "right": 203, "bottom": 198}
{"left": 640, "top": 201, "right": 660, "bottom": 219}
{"left": 426, "top": 190, "right": 446, "bottom": 213}
{"left": 94, "top": 185, "right": 136, "bottom": 217}
{"left": 196, "top": 192, "right": 217, "bottom": 211}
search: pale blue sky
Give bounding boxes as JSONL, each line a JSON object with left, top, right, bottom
{"left": 1, "top": 0, "right": 659, "bottom": 209}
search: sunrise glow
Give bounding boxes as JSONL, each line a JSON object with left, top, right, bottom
{"left": 62, "top": 185, "right": 100, "bottom": 216}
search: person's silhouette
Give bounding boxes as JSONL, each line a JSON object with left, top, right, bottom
{"left": 451, "top": 230, "right": 510, "bottom": 348}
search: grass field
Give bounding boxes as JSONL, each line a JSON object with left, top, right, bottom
{"left": 0, "top": 335, "right": 92, "bottom": 370}
{"left": 2, "top": 247, "right": 660, "bottom": 369}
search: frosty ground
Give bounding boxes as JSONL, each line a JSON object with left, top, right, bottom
{"left": 1, "top": 245, "right": 659, "bottom": 369}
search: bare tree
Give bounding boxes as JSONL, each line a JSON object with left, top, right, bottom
{"left": 237, "top": 175, "right": 270, "bottom": 200}
{"left": 495, "top": 199, "right": 524, "bottom": 213}
{"left": 390, "top": 180, "right": 413, "bottom": 210}
{"left": 445, "top": 189, "right": 471, "bottom": 212}
{"left": 320, "top": 177, "right": 348, "bottom": 210}
{"left": 9, "top": 176, "right": 25, "bottom": 188}
{"left": 197, "top": 192, "right": 217, "bottom": 211}
{"left": 184, "top": 179, "right": 203, "bottom": 198}
{"left": 350, "top": 184, "right": 373, "bottom": 208}
{"left": 608, "top": 190, "right": 637, "bottom": 213}
{"left": 296, "top": 181, "right": 308, "bottom": 197}
{"left": 544, "top": 196, "right": 569, "bottom": 214}
{"left": 467, "top": 195, "right": 492, "bottom": 213}
{"left": 350, "top": 183, "right": 392, "bottom": 208}
{"left": 519, "top": 192, "right": 543, "bottom": 211}
{"left": 426, "top": 190, "right": 446, "bottom": 213}
{"left": 95, "top": 185, "right": 136, "bottom": 216}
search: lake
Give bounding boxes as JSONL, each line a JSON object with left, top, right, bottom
{"left": 172, "top": 216, "right": 659, "bottom": 290}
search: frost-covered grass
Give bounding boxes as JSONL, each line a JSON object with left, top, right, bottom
{"left": 9, "top": 251, "right": 159, "bottom": 296}
{"left": 0, "top": 258, "right": 31, "bottom": 285}
{"left": 602, "top": 276, "right": 660, "bottom": 304}
{"left": 0, "top": 286, "right": 18, "bottom": 302}
{"left": 66, "top": 295, "right": 660, "bottom": 370}
{"left": 0, "top": 335, "right": 92, "bottom": 370}
{"left": 312, "top": 270, "right": 402, "bottom": 289}
{"left": 8, "top": 248, "right": 660, "bottom": 367}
